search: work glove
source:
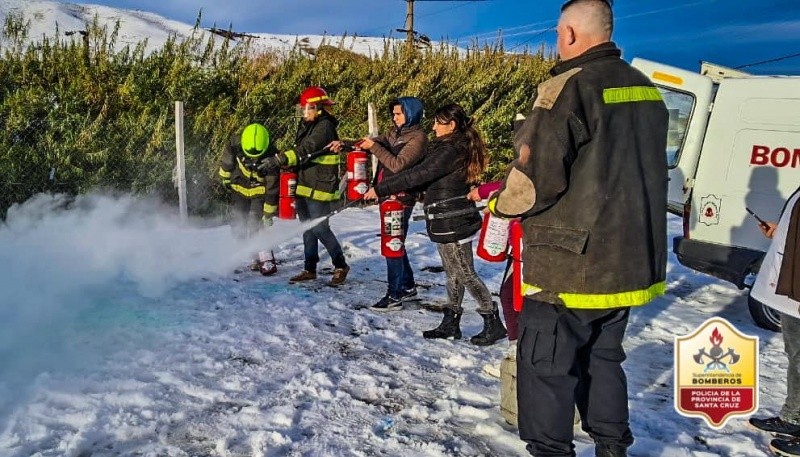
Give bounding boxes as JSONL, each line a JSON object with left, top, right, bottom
{"left": 257, "top": 154, "right": 287, "bottom": 173}
{"left": 262, "top": 214, "right": 275, "bottom": 227}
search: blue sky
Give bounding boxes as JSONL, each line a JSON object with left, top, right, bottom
{"left": 73, "top": 0, "right": 800, "bottom": 75}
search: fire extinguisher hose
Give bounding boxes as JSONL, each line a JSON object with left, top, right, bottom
{"left": 413, "top": 205, "right": 486, "bottom": 221}
{"left": 423, "top": 194, "right": 468, "bottom": 209}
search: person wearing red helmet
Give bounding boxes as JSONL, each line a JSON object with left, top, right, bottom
{"left": 260, "top": 86, "right": 350, "bottom": 286}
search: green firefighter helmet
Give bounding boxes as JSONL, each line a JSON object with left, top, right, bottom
{"left": 240, "top": 123, "right": 270, "bottom": 158}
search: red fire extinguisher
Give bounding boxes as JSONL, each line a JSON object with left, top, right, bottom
{"left": 510, "top": 219, "right": 524, "bottom": 312}
{"left": 476, "top": 212, "right": 511, "bottom": 262}
{"left": 346, "top": 148, "right": 369, "bottom": 201}
{"left": 380, "top": 198, "right": 405, "bottom": 258}
{"left": 278, "top": 171, "right": 297, "bottom": 220}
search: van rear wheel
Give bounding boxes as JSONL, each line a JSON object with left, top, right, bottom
{"left": 747, "top": 291, "right": 781, "bottom": 332}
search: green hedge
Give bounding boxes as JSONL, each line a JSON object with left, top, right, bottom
{"left": 0, "top": 14, "right": 555, "bottom": 216}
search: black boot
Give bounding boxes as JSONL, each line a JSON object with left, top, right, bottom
{"left": 423, "top": 309, "right": 462, "bottom": 339}
{"left": 470, "top": 307, "right": 507, "bottom": 346}
{"left": 595, "top": 443, "right": 628, "bottom": 457}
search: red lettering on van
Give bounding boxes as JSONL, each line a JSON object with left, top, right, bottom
{"left": 750, "top": 145, "right": 800, "bottom": 168}
{"left": 750, "top": 145, "right": 770, "bottom": 165}
{"left": 773, "top": 147, "right": 791, "bottom": 167}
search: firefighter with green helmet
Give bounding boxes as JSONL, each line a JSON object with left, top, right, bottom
{"left": 218, "top": 122, "right": 279, "bottom": 275}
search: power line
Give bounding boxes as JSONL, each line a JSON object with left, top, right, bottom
{"left": 356, "top": 1, "right": 486, "bottom": 38}
{"left": 399, "top": 0, "right": 485, "bottom": 45}
{"left": 734, "top": 51, "right": 800, "bottom": 70}
{"left": 507, "top": 27, "right": 554, "bottom": 52}
{"left": 462, "top": 0, "right": 719, "bottom": 48}
{"left": 459, "top": 19, "right": 554, "bottom": 41}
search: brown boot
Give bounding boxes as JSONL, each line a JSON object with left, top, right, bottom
{"left": 330, "top": 266, "right": 350, "bottom": 286}
{"left": 289, "top": 270, "right": 316, "bottom": 283}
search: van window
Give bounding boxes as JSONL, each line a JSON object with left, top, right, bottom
{"left": 657, "top": 87, "right": 695, "bottom": 168}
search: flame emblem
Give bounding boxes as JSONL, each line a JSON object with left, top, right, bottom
{"left": 710, "top": 328, "right": 723, "bottom": 346}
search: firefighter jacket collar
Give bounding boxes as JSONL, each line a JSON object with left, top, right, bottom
{"left": 550, "top": 42, "right": 621, "bottom": 77}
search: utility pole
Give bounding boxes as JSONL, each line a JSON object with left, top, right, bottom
{"left": 405, "top": 0, "right": 415, "bottom": 45}
{"left": 65, "top": 29, "right": 89, "bottom": 65}
{"left": 398, "top": 0, "right": 484, "bottom": 48}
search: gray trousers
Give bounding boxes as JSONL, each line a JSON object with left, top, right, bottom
{"left": 782, "top": 312, "right": 800, "bottom": 423}
{"left": 436, "top": 241, "right": 495, "bottom": 314}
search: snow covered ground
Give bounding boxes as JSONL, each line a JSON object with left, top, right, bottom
{"left": 0, "top": 193, "right": 790, "bottom": 456}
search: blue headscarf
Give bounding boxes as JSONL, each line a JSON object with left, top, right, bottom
{"left": 393, "top": 97, "right": 423, "bottom": 128}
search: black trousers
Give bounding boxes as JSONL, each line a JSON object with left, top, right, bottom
{"left": 517, "top": 298, "right": 633, "bottom": 457}
{"left": 231, "top": 194, "right": 264, "bottom": 239}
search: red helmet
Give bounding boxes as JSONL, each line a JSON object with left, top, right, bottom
{"left": 299, "top": 86, "right": 333, "bottom": 107}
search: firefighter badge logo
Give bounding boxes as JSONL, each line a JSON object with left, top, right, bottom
{"left": 699, "top": 194, "right": 721, "bottom": 226}
{"left": 675, "top": 317, "right": 758, "bottom": 428}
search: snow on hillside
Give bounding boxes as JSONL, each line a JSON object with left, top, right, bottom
{"left": 0, "top": 192, "right": 791, "bottom": 456}
{"left": 0, "top": 0, "right": 397, "bottom": 56}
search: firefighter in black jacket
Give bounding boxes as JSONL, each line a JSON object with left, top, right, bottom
{"left": 219, "top": 123, "right": 279, "bottom": 276}
{"left": 258, "top": 86, "right": 350, "bottom": 286}
{"left": 488, "top": 1, "right": 669, "bottom": 455}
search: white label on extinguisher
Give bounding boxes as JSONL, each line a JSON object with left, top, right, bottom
{"left": 387, "top": 210, "right": 403, "bottom": 236}
{"left": 355, "top": 182, "right": 369, "bottom": 194}
{"left": 354, "top": 159, "right": 368, "bottom": 180}
{"left": 385, "top": 238, "right": 403, "bottom": 252}
{"left": 483, "top": 215, "right": 510, "bottom": 257}
{"left": 288, "top": 179, "right": 297, "bottom": 197}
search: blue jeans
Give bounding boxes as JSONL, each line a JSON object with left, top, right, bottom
{"left": 386, "top": 206, "right": 415, "bottom": 299}
{"left": 295, "top": 197, "right": 347, "bottom": 272}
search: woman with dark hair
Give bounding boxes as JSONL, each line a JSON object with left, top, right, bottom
{"left": 364, "top": 103, "right": 507, "bottom": 345}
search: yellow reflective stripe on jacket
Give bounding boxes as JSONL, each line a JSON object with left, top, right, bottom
{"left": 296, "top": 185, "right": 340, "bottom": 202}
{"left": 522, "top": 281, "right": 665, "bottom": 308}
{"left": 218, "top": 168, "right": 231, "bottom": 179}
{"left": 603, "top": 86, "right": 663, "bottom": 104}
{"left": 311, "top": 154, "right": 341, "bottom": 165}
{"left": 285, "top": 150, "right": 299, "bottom": 166}
{"left": 263, "top": 203, "right": 278, "bottom": 214}
{"left": 231, "top": 184, "right": 266, "bottom": 197}
{"left": 236, "top": 158, "right": 265, "bottom": 182}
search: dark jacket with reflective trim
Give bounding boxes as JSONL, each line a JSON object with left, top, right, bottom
{"left": 292, "top": 111, "right": 341, "bottom": 201}
{"left": 375, "top": 131, "right": 480, "bottom": 244}
{"left": 491, "top": 42, "right": 668, "bottom": 307}
{"left": 219, "top": 136, "right": 279, "bottom": 212}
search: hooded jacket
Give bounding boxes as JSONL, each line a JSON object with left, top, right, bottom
{"left": 370, "top": 97, "right": 427, "bottom": 207}
{"left": 490, "top": 42, "right": 669, "bottom": 309}
{"left": 375, "top": 131, "right": 481, "bottom": 244}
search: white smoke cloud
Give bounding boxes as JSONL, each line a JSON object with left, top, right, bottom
{"left": 0, "top": 192, "right": 302, "bottom": 420}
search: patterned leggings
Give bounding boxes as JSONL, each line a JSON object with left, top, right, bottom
{"left": 436, "top": 241, "right": 495, "bottom": 314}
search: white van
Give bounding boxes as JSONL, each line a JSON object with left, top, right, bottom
{"left": 631, "top": 58, "right": 800, "bottom": 331}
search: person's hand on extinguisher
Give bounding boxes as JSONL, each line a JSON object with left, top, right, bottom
{"left": 363, "top": 187, "right": 378, "bottom": 201}
{"left": 257, "top": 154, "right": 287, "bottom": 172}
{"left": 467, "top": 187, "right": 482, "bottom": 202}
{"left": 356, "top": 137, "right": 374, "bottom": 150}
{"left": 326, "top": 139, "right": 367, "bottom": 153}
